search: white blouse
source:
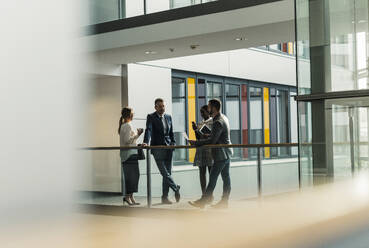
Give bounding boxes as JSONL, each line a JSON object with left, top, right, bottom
{"left": 119, "top": 122, "right": 140, "bottom": 162}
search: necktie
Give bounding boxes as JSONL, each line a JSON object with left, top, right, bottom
{"left": 160, "top": 116, "right": 167, "bottom": 134}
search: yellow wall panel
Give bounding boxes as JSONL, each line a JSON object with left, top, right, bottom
{"left": 288, "top": 42, "right": 294, "bottom": 55}
{"left": 263, "top": 88, "right": 270, "bottom": 158}
{"left": 187, "top": 78, "right": 196, "bottom": 162}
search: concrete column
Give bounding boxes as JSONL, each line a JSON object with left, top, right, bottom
{"left": 309, "top": 0, "right": 334, "bottom": 176}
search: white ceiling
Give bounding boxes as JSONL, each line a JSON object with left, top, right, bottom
{"left": 83, "top": 0, "right": 295, "bottom": 64}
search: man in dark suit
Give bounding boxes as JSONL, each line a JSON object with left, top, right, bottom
{"left": 189, "top": 99, "right": 233, "bottom": 209}
{"left": 143, "top": 98, "right": 180, "bottom": 204}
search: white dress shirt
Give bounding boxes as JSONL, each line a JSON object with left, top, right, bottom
{"left": 120, "top": 122, "right": 139, "bottom": 162}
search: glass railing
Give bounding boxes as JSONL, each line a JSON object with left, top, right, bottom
{"left": 83, "top": 0, "right": 219, "bottom": 26}
{"left": 76, "top": 143, "right": 301, "bottom": 208}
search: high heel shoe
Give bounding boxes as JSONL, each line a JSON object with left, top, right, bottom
{"left": 123, "top": 198, "right": 134, "bottom": 206}
{"left": 130, "top": 197, "right": 140, "bottom": 205}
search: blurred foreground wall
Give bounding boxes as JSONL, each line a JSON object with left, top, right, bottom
{"left": 0, "top": 0, "right": 87, "bottom": 226}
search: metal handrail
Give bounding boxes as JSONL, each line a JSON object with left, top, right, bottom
{"left": 80, "top": 143, "right": 300, "bottom": 208}
{"left": 80, "top": 143, "right": 299, "bottom": 150}
{"left": 80, "top": 142, "right": 369, "bottom": 150}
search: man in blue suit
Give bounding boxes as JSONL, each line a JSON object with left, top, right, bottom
{"left": 143, "top": 98, "right": 180, "bottom": 204}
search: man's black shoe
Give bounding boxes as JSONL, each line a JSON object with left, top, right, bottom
{"left": 175, "top": 185, "right": 181, "bottom": 203}
{"left": 161, "top": 197, "right": 173, "bottom": 205}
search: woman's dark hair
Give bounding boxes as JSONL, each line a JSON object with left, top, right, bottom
{"left": 200, "top": 105, "right": 209, "bottom": 113}
{"left": 118, "top": 107, "right": 133, "bottom": 134}
{"left": 208, "top": 99, "right": 221, "bottom": 111}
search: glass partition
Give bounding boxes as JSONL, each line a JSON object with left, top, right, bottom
{"left": 76, "top": 145, "right": 299, "bottom": 207}
{"left": 295, "top": 0, "right": 369, "bottom": 181}
{"left": 83, "top": 0, "right": 121, "bottom": 26}
{"left": 84, "top": 0, "right": 219, "bottom": 26}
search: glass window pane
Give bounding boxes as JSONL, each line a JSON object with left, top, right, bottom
{"left": 172, "top": 78, "right": 185, "bottom": 97}
{"left": 250, "top": 99, "right": 262, "bottom": 130}
{"left": 230, "top": 130, "right": 241, "bottom": 158}
{"left": 290, "top": 92, "right": 298, "bottom": 156}
{"left": 146, "top": 0, "right": 170, "bottom": 14}
{"left": 198, "top": 80, "right": 205, "bottom": 97}
{"left": 125, "top": 0, "right": 145, "bottom": 18}
{"left": 172, "top": 97, "right": 186, "bottom": 162}
{"left": 249, "top": 87, "right": 263, "bottom": 158}
{"left": 213, "top": 83, "right": 222, "bottom": 98}
{"left": 206, "top": 83, "right": 213, "bottom": 98}
{"left": 226, "top": 99, "right": 240, "bottom": 129}
{"left": 172, "top": 98, "right": 186, "bottom": 132}
{"left": 173, "top": 134, "right": 186, "bottom": 161}
{"left": 85, "top": 0, "right": 120, "bottom": 25}
{"left": 270, "top": 88, "right": 278, "bottom": 157}
{"left": 226, "top": 84, "right": 239, "bottom": 97}
{"left": 170, "top": 0, "right": 195, "bottom": 9}
{"left": 269, "top": 44, "right": 279, "bottom": 51}
{"left": 226, "top": 84, "right": 241, "bottom": 158}
{"left": 277, "top": 90, "right": 289, "bottom": 156}
{"left": 197, "top": 97, "right": 206, "bottom": 118}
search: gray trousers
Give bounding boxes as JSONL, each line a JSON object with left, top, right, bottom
{"left": 152, "top": 149, "right": 178, "bottom": 198}
{"left": 204, "top": 159, "right": 231, "bottom": 201}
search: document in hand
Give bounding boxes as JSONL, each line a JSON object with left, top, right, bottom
{"left": 182, "top": 132, "right": 189, "bottom": 140}
{"left": 199, "top": 124, "right": 211, "bottom": 135}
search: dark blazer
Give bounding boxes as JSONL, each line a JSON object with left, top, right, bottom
{"left": 143, "top": 112, "right": 176, "bottom": 146}
{"left": 195, "top": 113, "right": 233, "bottom": 161}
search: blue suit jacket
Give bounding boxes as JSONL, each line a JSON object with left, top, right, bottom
{"left": 143, "top": 112, "right": 176, "bottom": 146}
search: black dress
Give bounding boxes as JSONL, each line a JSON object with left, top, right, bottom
{"left": 122, "top": 154, "right": 140, "bottom": 194}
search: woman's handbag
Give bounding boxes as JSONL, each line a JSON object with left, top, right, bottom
{"left": 137, "top": 144, "right": 146, "bottom": 160}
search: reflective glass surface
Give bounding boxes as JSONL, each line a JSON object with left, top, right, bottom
{"left": 84, "top": 0, "right": 219, "bottom": 25}
{"left": 76, "top": 146, "right": 299, "bottom": 206}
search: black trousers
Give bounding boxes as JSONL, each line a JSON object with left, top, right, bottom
{"left": 122, "top": 155, "right": 140, "bottom": 195}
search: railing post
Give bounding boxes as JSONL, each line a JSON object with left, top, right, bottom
{"left": 257, "top": 147, "right": 262, "bottom": 197}
{"left": 297, "top": 144, "right": 302, "bottom": 189}
{"left": 146, "top": 148, "right": 152, "bottom": 208}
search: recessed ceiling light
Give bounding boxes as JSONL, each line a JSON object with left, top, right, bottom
{"left": 359, "top": 20, "right": 367, "bottom": 23}
{"left": 145, "top": 51, "right": 157, "bottom": 55}
{"left": 235, "top": 37, "right": 247, "bottom": 41}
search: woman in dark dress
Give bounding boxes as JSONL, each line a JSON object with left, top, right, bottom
{"left": 192, "top": 105, "right": 213, "bottom": 198}
{"left": 118, "top": 107, "right": 143, "bottom": 205}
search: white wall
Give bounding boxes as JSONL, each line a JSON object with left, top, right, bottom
{"left": 146, "top": 0, "right": 170, "bottom": 14}
{"left": 86, "top": 76, "right": 121, "bottom": 146}
{"left": 125, "top": 64, "right": 172, "bottom": 135}
{"left": 77, "top": 75, "right": 122, "bottom": 192}
{"left": 141, "top": 48, "right": 297, "bottom": 86}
